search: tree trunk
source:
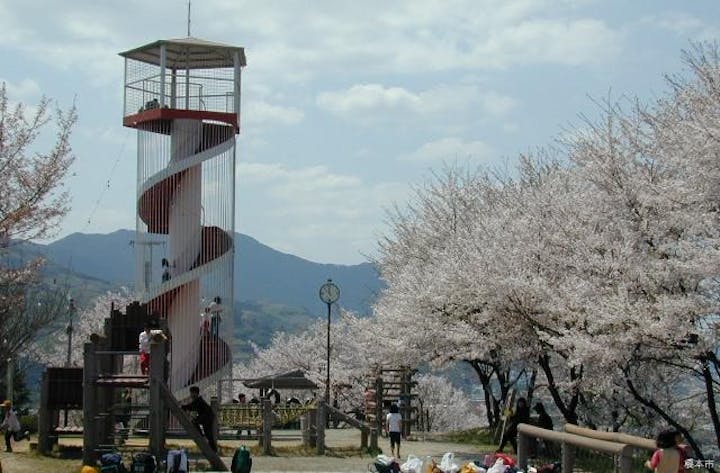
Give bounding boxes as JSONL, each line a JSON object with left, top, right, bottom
{"left": 538, "top": 354, "right": 578, "bottom": 424}
{"left": 625, "top": 375, "right": 706, "bottom": 461}
{"left": 466, "top": 359, "right": 498, "bottom": 427}
{"left": 701, "top": 355, "right": 720, "bottom": 451}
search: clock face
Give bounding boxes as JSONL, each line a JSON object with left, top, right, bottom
{"left": 319, "top": 281, "right": 340, "bottom": 304}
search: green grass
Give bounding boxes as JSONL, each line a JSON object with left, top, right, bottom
{"left": 439, "top": 427, "right": 497, "bottom": 451}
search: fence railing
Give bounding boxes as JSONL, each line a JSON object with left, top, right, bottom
{"left": 517, "top": 423, "right": 636, "bottom": 473}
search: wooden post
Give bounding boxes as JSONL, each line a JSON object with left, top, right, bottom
{"left": 370, "top": 427, "right": 378, "bottom": 450}
{"left": 149, "top": 338, "right": 166, "bottom": 460}
{"left": 374, "top": 377, "right": 383, "bottom": 434}
{"left": 38, "top": 371, "right": 50, "bottom": 455}
{"left": 301, "top": 409, "right": 317, "bottom": 447}
{"left": 82, "top": 342, "right": 97, "bottom": 466}
{"left": 361, "top": 428, "right": 368, "bottom": 449}
{"left": 561, "top": 440, "right": 574, "bottom": 473}
{"left": 400, "top": 368, "right": 411, "bottom": 438}
{"left": 516, "top": 429, "right": 529, "bottom": 470}
{"left": 618, "top": 445, "right": 633, "bottom": 473}
{"left": 211, "top": 396, "right": 220, "bottom": 450}
{"left": 316, "top": 401, "right": 326, "bottom": 455}
{"left": 262, "top": 398, "right": 272, "bottom": 455}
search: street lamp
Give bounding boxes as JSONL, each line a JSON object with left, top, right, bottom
{"left": 318, "top": 279, "right": 340, "bottom": 403}
{"left": 64, "top": 297, "right": 76, "bottom": 427}
{"left": 65, "top": 298, "right": 76, "bottom": 367}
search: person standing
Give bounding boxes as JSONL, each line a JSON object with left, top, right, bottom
{"left": 497, "top": 397, "right": 530, "bottom": 453}
{"left": 138, "top": 323, "right": 165, "bottom": 375}
{"left": 0, "top": 400, "right": 28, "bottom": 452}
{"left": 645, "top": 428, "right": 681, "bottom": 473}
{"left": 533, "top": 402, "right": 553, "bottom": 430}
{"left": 207, "top": 296, "right": 223, "bottom": 338}
{"left": 385, "top": 403, "right": 403, "bottom": 458}
{"left": 182, "top": 386, "right": 217, "bottom": 451}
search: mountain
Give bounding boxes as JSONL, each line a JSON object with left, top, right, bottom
{"left": 41, "top": 229, "right": 383, "bottom": 315}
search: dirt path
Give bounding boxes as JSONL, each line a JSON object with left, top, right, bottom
{"left": 1, "top": 429, "right": 490, "bottom": 472}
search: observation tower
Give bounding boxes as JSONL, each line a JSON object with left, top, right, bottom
{"left": 120, "top": 38, "right": 245, "bottom": 395}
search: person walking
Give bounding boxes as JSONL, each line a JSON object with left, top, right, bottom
{"left": 182, "top": 386, "right": 217, "bottom": 451}
{"left": 385, "top": 403, "right": 403, "bottom": 458}
{"left": 0, "top": 400, "right": 28, "bottom": 452}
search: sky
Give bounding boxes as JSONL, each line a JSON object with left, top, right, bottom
{"left": 1, "top": 0, "right": 719, "bottom": 264}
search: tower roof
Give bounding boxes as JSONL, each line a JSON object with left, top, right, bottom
{"left": 119, "top": 37, "right": 246, "bottom": 69}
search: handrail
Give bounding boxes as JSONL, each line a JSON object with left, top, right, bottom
{"left": 563, "top": 424, "right": 656, "bottom": 450}
{"left": 519, "top": 424, "right": 632, "bottom": 454}
{"left": 517, "top": 423, "right": 636, "bottom": 473}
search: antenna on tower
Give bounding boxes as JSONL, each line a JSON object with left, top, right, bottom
{"left": 187, "top": 0, "right": 191, "bottom": 36}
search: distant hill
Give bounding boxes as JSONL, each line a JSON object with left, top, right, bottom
{"left": 40, "top": 229, "right": 383, "bottom": 315}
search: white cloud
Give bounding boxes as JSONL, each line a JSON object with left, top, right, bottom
{"left": 236, "top": 161, "right": 410, "bottom": 262}
{"left": 205, "top": 0, "right": 622, "bottom": 79}
{"left": 243, "top": 100, "right": 304, "bottom": 126}
{"left": 642, "top": 12, "right": 720, "bottom": 41}
{"left": 317, "top": 84, "right": 420, "bottom": 114}
{"left": 317, "top": 83, "right": 517, "bottom": 122}
{"left": 1, "top": 78, "right": 42, "bottom": 100}
{"left": 402, "top": 137, "right": 495, "bottom": 163}
{"left": 0, "top": 1, "right": 622, "bottom": 87}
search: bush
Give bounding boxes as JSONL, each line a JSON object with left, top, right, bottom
{"left": 20, "top": 414, "right": 38, "bottom": 434}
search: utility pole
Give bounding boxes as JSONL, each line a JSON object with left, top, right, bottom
{"left": 129, "top": 240, "right": 166, "bottom": 289}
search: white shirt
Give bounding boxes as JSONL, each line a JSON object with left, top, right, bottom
{"left": 207, "top": 301, "right": 224, "bottom": 314}
{"left": 386, "top": 412, "right": 402, "bottom": 433}
{"left": 1, "top": 408, "right": 21, "bottom": 432}
{"left": 138, "top": 329, "right": 163, "bottom": 353}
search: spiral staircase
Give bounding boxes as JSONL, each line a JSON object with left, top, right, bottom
{"left": 130, "top": 109, "right": 237, "bottom": 394}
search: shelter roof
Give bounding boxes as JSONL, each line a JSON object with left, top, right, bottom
{"left": 119, "top": 37, "right": 246, "bottom": 69}
{"left": 243, "top": 370, "right": 318, "bottom": 390}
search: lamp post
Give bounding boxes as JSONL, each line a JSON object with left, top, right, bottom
{"left": 65, "top": 298, "right": 76, "bottom": 367}
{"left": 318, "top": 279, "right": 340, "bottom": 404}
{"left": 3, "top": 339, "right": 11, "bottom": 404}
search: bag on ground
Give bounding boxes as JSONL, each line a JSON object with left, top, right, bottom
{"left": 131, "top": 452, "right": 156, "bottom": 473}
{"left": 401, "top": 454, "right": 423, "bottom": 473}
{"left": 440, "top": 452, "right": 459, "bottom": 473}
{"left": 231, "top": 445, "right": 252, "bottom": 473}
{"left": 486, "top": 459, "right": 507, "bottom": 473}
{"left": 166, "top": 449, "right": 188, "bottom": 473}
{"left": 100, "top": 453, "right": 127, "bottom": 473}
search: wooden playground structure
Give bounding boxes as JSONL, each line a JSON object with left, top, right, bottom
{"left": 365, "top": 365, "right": 419, "bottom": 438}
{"left": 37, "top": 301, "right": 380, "bottom": 470}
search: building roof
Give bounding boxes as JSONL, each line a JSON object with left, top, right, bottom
{"left": 119, "top": 37, "right": 246, "bottom": 69}
{"left": 243, "top": 370, "right": 318, "bottom": 390}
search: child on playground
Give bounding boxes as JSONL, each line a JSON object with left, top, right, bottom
{"left": 138, "top": 322, "right": 166, "bottom": 375}
{"left": 385, "top": 403, "right": 403, "bottom": 458}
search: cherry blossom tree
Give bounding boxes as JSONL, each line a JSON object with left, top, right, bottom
{"left": 415, "top": 374, "right": 483, "bottom": 432}
{"left": 0, "top": 82, "right": 77, "bottom": 364}
{"left": 33, "top": 289, "right": 135, "bottom": 367}
{"left": 368, "top": 43, "right": 720, "bottom": 457}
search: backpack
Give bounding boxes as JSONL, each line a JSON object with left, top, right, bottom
{"left": 166, "top": 449, "right": 188, "bottom": 473}
{"left": 231, "top": 446, "right": 252, "bottom": 473}
{"left": 131, "top": 452, "right": 156, "bottom": 473}
{"left": 100, "top": 453, "right": 126, "bottom": 473}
